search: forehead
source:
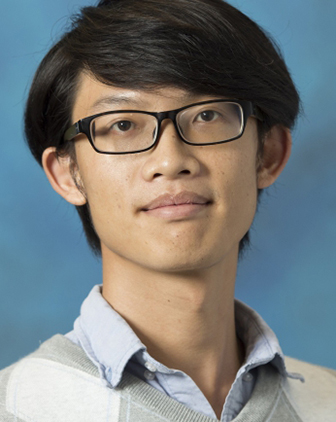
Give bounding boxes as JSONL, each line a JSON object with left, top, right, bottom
{"left": 72, "top": 72, "right": 219, "bottom": 122}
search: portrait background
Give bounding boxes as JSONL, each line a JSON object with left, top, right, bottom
{"left": 1, "top": 0, "right": 335, "bottom": 370}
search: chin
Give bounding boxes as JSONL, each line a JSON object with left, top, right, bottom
{"left": 137, "top": 246, "right": 234, "bottom": 274}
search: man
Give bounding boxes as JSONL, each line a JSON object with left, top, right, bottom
{"left": 0, "top": 0, "right": 335, "bottom": 421}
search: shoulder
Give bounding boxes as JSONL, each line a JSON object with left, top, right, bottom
{"left": 283, "top": 356, "right": 336, "bottom": 421}
{"left": 0, "top": 334, "right": 107, "bottom": 422}
{"left": 0, "top": 333, "right": 100, "bottom": 383}
{"left": 285, "top": 355, "right": 336, "bottom": 379}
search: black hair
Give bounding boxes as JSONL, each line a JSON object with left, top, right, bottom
{"left": 24, "top": 0, "right": 300, "bottom": 255}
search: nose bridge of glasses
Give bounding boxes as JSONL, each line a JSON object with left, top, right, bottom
{"left": 154, "top": 109, "right": 183, "bottom": 141}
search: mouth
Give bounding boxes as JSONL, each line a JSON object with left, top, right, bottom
{"left": 142, "top": 191, "right": 212, "bottom": 218}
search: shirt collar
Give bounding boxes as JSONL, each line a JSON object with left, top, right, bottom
{"left": 73, "top": 285, "right": 146, "bottom": 387}
{"left": 71, "top": 285, "right": 303, "bottom": 388}
{"left": 235, "top": 299, "right": 304, "bottom": 382}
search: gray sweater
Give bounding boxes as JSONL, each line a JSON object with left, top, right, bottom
{"left": 0, "top": 335, "right": 335, "bottom": 421}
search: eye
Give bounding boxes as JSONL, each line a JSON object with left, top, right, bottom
{"left": 112, "top": 120, "right": 134, "bottom": 132}
{"left": 195, "top": 110, "right": 219, "bottom": 122}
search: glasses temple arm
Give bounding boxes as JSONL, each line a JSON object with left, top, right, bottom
{"left": 63, "top": 122, "right": 81, "bottom": 142}
{"left": 252, "top": 106, "right": 264, "bottom": 122}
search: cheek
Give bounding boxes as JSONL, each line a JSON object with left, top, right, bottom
{"left": 76, "top": 148, "right": 135, "bottom": 240}
{"left": 211, "top": 144, "right": 259, "bottom": 236}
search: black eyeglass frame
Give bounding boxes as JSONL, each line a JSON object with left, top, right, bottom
{"left": 63, "top": 99, "right": 263, "bottom": 155}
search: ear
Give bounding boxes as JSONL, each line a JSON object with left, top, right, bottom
{"left": 42, "top": 147, "right": 87, "bottom": 206}
{"left": 257, "top": 125, "right": 292, "bottom": 189}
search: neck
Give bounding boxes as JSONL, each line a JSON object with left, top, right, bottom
{"left": 101, "top": 246, "right": 243, "bottom": 419}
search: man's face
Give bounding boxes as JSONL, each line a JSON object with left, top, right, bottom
{"left": 70, "top": 73, "right": 261, "bottom": 272}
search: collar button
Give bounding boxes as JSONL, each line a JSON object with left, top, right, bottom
{"left": 144, "top": 370, "right": 156, "bottom": 380}
{"left": 145, "top": 362, "right": 157, "bottom": 372}
{"left": 243, "top": 372, "right": 253, "bottom": 382}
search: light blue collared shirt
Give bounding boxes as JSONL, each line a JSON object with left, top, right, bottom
{"left": 66, "top": 285, "right": 303, "bottom": 421}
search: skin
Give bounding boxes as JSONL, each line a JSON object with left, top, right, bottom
{"left": 43, "top": 72, "right": 291, "bottom": 419}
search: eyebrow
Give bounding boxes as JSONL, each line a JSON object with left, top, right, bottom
{"left": 89, "top": 91, "right": 204, "bottom": 113}
{"left": 90, "top": 95, "right": 142, "bottom": 112}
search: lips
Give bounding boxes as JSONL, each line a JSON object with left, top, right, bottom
{"left": 142, "top": 191, "right": 211, "bottom": 211}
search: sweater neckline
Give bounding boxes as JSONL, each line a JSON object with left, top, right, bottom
{"left": 34, "top": 335, "right": 302, "bottom": 422}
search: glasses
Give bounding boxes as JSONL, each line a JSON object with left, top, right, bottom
{"left": 63, "top": 99, "right": 263, "bottom": 155}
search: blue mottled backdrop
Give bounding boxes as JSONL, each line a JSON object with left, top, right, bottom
{"left": 1, "top": 0, "right": 335, "bottom": 369}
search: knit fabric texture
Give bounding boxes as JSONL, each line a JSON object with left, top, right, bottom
{"left": 0, "top": 335, "right": 335, "bottom": 421}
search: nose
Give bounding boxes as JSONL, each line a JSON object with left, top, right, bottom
{"left": 141, "top": 119, "right": 201, "bottom": 182}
